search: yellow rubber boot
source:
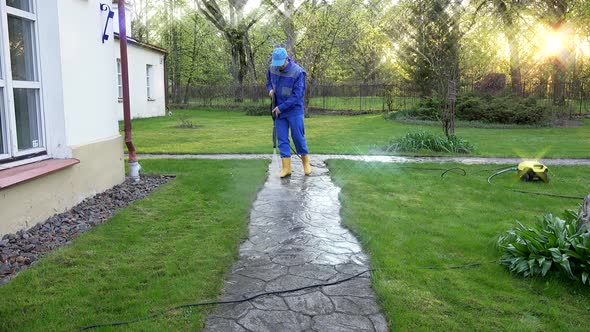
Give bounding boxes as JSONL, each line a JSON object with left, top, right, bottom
{"left": 302, "top": 155, "right": 312, "bottom": 176}
{"left": 279, "top": 157, "right": 292, "bottom": 178}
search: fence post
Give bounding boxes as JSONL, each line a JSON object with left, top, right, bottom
{"left": 359, "top": 84, "right": 362, "bottom": 111}
{"left": 580, "top": 82, "right": 584, "bottom": 116}
{"left": 381, "top": 83, "right": 386, "bottom": 112}
{"left": 322, "top": 85, "right": 326, "bottom": 109}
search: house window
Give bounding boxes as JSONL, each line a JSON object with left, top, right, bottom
{"left": 6, "top": 0, "right": 32, "bottom": 12}
{"left": 116, "top": 58, "right": 122, "bottom": 99}
{"left": 0, "top": 92, "right": 5, "bottom": 155}
{"left": 146, "top": 64, "right": 153, "bottom": 100}
{"left": 0, "top": 0, "right": 44, "bottom": 162}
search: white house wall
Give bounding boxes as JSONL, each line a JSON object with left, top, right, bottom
{"left": 114, "top": 41, "right": 166, "bottom": 120}
{"left": 1, "top": 0, "right": 125, "bottom": 235}
{"left": 37, "top": 0, "right": 69, "bottom": 159}
{"left": 57, "top": 0, "right": 119, "bottom": 147}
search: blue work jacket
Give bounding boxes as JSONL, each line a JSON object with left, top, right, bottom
{"left": 266, "top": 59, "right": 306, "bottom": 118}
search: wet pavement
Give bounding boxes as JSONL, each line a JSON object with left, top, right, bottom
{"left": 204, "top": 156, "right": 388, "bottom": 332}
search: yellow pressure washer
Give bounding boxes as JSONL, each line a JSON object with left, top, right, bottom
{"left": 517, "top": 160, "right": 549, "bottom": 183}
{"left": 487, "top": 161, "right": 584, "bottom": 200}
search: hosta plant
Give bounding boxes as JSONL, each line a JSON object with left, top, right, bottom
{"left": 496, "top": 210, "right": 590, "bottom": 285}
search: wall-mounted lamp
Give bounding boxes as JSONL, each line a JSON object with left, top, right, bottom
{"left": 99, "top": 3, "right": 115, "bottom": 44}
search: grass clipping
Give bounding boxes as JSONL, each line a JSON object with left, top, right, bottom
{"left": 385, "top": 130, "right": 475, "bottom": 154}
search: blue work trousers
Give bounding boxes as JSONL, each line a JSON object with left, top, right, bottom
{"left": 276, "top": 115, "right": 309, "bottom": 158}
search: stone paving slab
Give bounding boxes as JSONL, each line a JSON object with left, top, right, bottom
{"left": 204, "top": 157, "right": 388, "bottom": 332}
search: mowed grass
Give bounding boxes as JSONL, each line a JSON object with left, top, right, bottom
{"left": 328, "top": 160, "right": 590, "bottom": 331}
{"left": 126, "top": 108, "right": 590, "bottom": 158}
{"left": 0, "top": 159, "right": 268, "bottom": 331}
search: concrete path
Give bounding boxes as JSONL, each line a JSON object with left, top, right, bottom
{"left": 204, "top": 157, "right": 388, "bottom": 332}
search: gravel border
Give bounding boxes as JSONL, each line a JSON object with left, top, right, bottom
{"left": 0, "top": 175, "right": 175, "bottom": 286}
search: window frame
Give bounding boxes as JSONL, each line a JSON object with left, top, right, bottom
{"left": 116, "top": 58, "right": 122, "bottom": 100}
{"left": 0, "top": 88, "right": 7, "bottom": 160}
{"left": 0, "top": 0, "right": 45, "bottom": 163}
{"left": 146, "top": 64, "right": 153, "bottom": 100}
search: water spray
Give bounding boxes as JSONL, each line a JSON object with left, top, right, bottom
{"left": 270, "top": 95, "right": 281, "bottom": 171}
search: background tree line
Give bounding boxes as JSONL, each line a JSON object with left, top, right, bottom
{"left": 130, "top": 0, "right": 590, "bottom": 110}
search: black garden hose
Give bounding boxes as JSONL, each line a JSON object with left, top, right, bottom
{"left": 79, "top": 270, "right": 372, "bottom": 330}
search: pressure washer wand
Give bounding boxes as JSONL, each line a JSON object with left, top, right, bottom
{"left": 271, "top": 95, "right": 277, "bottom": 149}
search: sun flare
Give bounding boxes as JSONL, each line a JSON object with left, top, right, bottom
{"left": 541, "top": 30, "right": 565, "bottom": 57}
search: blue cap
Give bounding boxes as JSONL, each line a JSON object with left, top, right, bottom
{"left": 271, "top": 47, "right": 288, "bottom": 66}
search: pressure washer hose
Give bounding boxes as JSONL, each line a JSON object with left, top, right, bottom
{"left": 79, "top": 270, "right": 372, "bottom": 330}
{"left": 486, "top": 167, "right": 585, "bottom": 200}
{"left": 487, "top": 167, "right": 517, "bottom": 184}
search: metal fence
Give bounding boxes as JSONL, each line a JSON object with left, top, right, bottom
{"left": 181, "top": 81, "right": 590, "bottom": 114}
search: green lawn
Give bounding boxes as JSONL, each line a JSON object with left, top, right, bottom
{"left": 127, "top": 108, "right": 590, "bottom": 158}
{"left": 328, "top": 160, "right": 590, "bottom": 331}
{"left": 6, "top": 108, "right": 588, "bottom": 331}
{"left": 0, "top": 159, "right": 268, "bottom": 331}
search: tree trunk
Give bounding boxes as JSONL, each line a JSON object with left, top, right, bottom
{"left": 236, "top": 33, "right": 247, "bottom": 102}
{"left": 507, "top": 33, "right": 522, "bottom": 95}
{"left": 245, "top": 31, "right": 257, "bottom": 83}
{"left": 226, "top": 29, "right": 248, "bottom": 102}
{"left": 183, "top": 19, "right": 200, "bottom": 104}
{"left": 144, "top": 0, "right": 150, "bottom": 43}
{"left": 497, "top": 1, "right": 523, "bottom": 96}
{"left": 550, "top": 56, "right": 566, "bottom": 105}
{"left": 441, "top": 78, "right": 457, "bottom": 137}
{"left": 283, "top": 0, "right": 296, "bottom": 58}
{"left": 172, "top": 25, "right": 181, "bottom": 103}
{"left": 579, "top": 194, "right": 590, "bottom": 232}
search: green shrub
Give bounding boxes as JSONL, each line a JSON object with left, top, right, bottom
{"left": 496, "top": 210, "right": 590, "bottom": 285}
{"left": 385, "top": 130, "right": 474, "bottom": 154}
{"left": 242, "top": 104, "right": 269, "bottom": 116}
{"left": 175, "top": 116, "right": 197, "bottom": 129}
{"left": 456, "top": 94, "right": 551, "bottom": 125}
{"left": 387, "top": 94, "right": 552, "bottom": 125}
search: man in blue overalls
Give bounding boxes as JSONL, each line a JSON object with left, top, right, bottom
{"left": 266, "top": 47, "right": 312, "bottom": 178}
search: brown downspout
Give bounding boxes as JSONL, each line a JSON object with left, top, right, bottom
{"left": 117, "top": 0, "right": 136, "bottom": 163}
{"left": 164, "top": 54, "right": 169, "bottom": 112}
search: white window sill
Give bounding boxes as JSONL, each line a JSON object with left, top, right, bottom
{"left": 0, "top": 158, "right": 79, "bottom": 189}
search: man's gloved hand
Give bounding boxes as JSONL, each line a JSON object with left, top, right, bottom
{"left": 269, "top": 89, "right": 275, "bottom": 97}
{"left": 272, "top": 107, "right": 281, "bottom": 116}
